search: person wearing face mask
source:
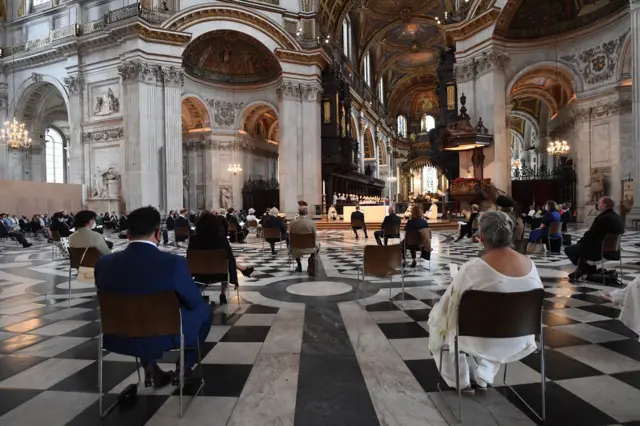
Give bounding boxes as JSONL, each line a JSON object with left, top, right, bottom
{"left": 69, "top": 210, "right": 113, "bottom": 254}
{"left": 50, "top": 212, "right": 73, "bottom": 237}
{"left": 566, "top": 197, "right": 624, "bottom": 281}
{"left": 95, "top": 206, "right": 212, "bottom": 387}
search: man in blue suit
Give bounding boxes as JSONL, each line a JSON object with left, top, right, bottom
{"left": 95, "top": 206, "right": 212, "bottom": 387}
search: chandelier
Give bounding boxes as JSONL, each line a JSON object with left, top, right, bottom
{"left": 0, "top": 118, "right": 32, "bottom": 151}
{"left": 228, "top": 163, "right": 242, "bottom": 175}
{"left": 547, "top": 140, "right": 570, "bottom": 156}
{"left": 386, "top": 175, "right": 397, "bottom": 183}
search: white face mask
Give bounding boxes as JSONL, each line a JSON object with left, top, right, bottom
{"left": 91, "top": 221, "right": 96, "bottom": 229}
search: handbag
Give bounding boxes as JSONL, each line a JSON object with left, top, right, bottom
{"left": 526, "top": 241, "right": 547, "bottom": 255}
{"left": 77, "top": 248, "right": 95, "bottom": 284}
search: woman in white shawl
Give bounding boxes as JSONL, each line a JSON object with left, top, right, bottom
{"left": 428, "top": 211, "right": 543, "bottom": 394}
{"left": 601, "top": 281, "right": 640, "bottom": 341}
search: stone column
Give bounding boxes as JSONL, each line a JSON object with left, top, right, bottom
{"left": 629, "top": 0, "right": 640, "bottom": 219}
{"left": 63, "top": 74, "right": 85, "bottom": 187}
{"left": 0, "top": 82, "right": 8, "bottom": 180}
{"left": 161, "top": 66, "right": 183, "bottom": 212}
{"left": 204, "top": 139, "right": 216, "bottom": 210}
{"left": 277, "top": 79, "right": 303, "bottom": 216}
{"left": 301, "top": 82, "right": 323, "bottom": 208}
{"left": 118, "top": 60, "right": 161, "bottom": 210}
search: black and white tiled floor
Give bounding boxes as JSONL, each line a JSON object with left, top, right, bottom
{"left": 0, "top": 227, "right": 639, "bottom": 425}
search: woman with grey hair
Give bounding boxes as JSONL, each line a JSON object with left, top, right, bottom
{"left": 428, "top": 211, "right": 543, "bottom": 394}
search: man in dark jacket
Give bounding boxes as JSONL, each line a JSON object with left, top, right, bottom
{"left": 351, "top": 205, "right": 368, "bottom": 239}
{"left": 175, "top": 209, "right": 191, "bottom": 243}
{"left": 566, "top": 197, "right": 624, "bottom": 280}
{"left": 374, "top": 206, "right": 401, "bottom": 246}
{"left": 261, "top": 207, "right": 288, "bottom": 254}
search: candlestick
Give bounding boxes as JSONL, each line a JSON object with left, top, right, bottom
{"left": 322, "top": 180, "right": 326, "bottom": 195}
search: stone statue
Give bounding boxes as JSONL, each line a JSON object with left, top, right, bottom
{"left": 107, "top": 88, "right": 119, "bottom": 113}
{"left": 93, "top": 167, "right": 106, "bottom": 198}
{"left": 586, "top": 168, "right": 605, "bottom": 201}
{"left": 220, "top": 187, "right": 232, "bottom": 210}
{"left": 103, "top": 167, "right": 120, "bottom": 199}
{"left": 95, "top": 97, "right": 104, "bottom": 114}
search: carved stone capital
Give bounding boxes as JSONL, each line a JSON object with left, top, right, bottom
{"left": 453, "top": 60, "right": 476, "bottom": 83}
{"left": 302, "top": 82, "right": 323, "bottom": 102}
{"left": 0, "top": 83, "right": 8, "bottom": 110}
{"left": 117, "top": 60, "right": 158, "bottom": 84}
{"left": 160, "top": 66, "right": 184, "bottom": 87}
{"left": 31, "top": 73, "right": 43, "bottom": 83}
{"left": 64, "top": 74, "right": 84, "bottom": 95}
{"left": 474, "top": 49, "right": 509, "bottom": 77}
{"left": 277, "top": 79, "right": 303, "bottom": 100}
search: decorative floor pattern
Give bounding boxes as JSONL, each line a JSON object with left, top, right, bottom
{"left": 0, "top": 227, "right": 638, "bottom": 425}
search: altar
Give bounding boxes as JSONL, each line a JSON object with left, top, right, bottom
{"left": 343, "top": 205, "right": 387, "bottom": 222}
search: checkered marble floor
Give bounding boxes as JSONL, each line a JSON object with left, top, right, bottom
{"left": 0, "top": 228, "right": 638, "bottom": 425}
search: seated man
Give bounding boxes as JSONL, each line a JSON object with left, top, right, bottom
{"left": 119, "top": 212, "right": 129, "bottom": 232}
{"left": 175, "top": 209, "right": 191, "bottom": 243}
{"left": 95, "top": 207, "right": 212, "bottom": 386}
{"left": 351, "top": 205, "right": 368, "bottom": 239}
{"left": 261, "top": 207, "right": 289, "bottom": 255}
{"left": 226, "top": 208, "right": 249, "bottom": 243}
{"left": 401, "top": 205, "right": 429, "bottom": 267}
{"left": 0, "top": 213, "right": 32, "bottom": 248}
{"left": 50, "top": 212, "right": 72, "bottom": 238}
{"left": 374, "top": 206, "right": 401, "bottom": 246}
{"left": 69, "top": 210, "right": 113, "bottom": 254}
{"left": 290, "top": 206, "right": 319, "bottom": 274}
{"left": 566, "top": 197, "right": 624, "bottom": 280}
{"left": 455, "top": 204, "right": 479, "bottom": 242}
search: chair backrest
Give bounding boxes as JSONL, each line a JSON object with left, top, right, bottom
{"left": 186, "top": 249, "right": 228, "bottom": 276}
{"left": 351, "top": 218, "right": 364, "bottom": 228}
{"left": 602, "top": 233, "right": 622, "bottom": 253}
{"left": 363, "top": 244, "right": 402, "bottom": 278}
{"left": 404, "top": 229, "right": 422, "bottom": 246}
{"left": 263, "top": 227, "right": 282, "bottom": 240}
{"left": 247, "top": 220, "right": 258, "bottom": 228}
{"left": 68, "top": 246, "right": 102, "bottom": 269}
{"left": 549, "top": 222, "right": 562, "bottom": 236}
{"left": 50, "top": 229, "right": 62, "bottom": 242}
{"left": 513, "top": 239, "right": 528, "bottom": 255}
{"left": 471, "top": 218, "right": 479, "bottom": 229}
{"left": 458, "top": 289, "right": 545, "bottom": 338}
{"left": 383, "top": 223, "right": 400, "bottom": 236}
{"left": 290, "top": 232, "right": 316, "bottom": 250}
{"left": 98, "top": 290, "right": 181, "bottom": 338}
{"left": 228, "top": 221, "right": 238, "bottom": 232}
{"left": 175, "top": 226, "right": 190, "bottom": 238}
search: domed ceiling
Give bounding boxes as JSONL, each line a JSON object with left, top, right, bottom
{"left": 183, "top": 31, "right": 281, "bottom": 84}
{"left": 504, "top": 0, "right": 626, "bottom": 39}
{"left": 321, "top": 0, "right": 444, "bottom": 118}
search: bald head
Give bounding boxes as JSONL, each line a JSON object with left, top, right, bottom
{"left": 599, "top": 197, "right": 614, "bottom": 210}
{"left": 388, "top": 206, "right": 395, "bottom": 215}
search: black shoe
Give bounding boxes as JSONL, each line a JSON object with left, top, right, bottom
{"left": 144, "top": 364, "right": 173, "bottom": 388}
{"left": 172, "top": 366, "right": 200, "bottom": 386}
{"left": 365, "top": 235, "right": 369, "bottom": 239}
{"left": 22, "top": 243, "right": 32, "bottom": 248}
{"left": 241, "top": 267, "right": 254, "bottom": 278}
{"left": 271, "top": 250, "right": 277, "bottom": 255}
{"left": 295, "top": 265, "right": 302, "bottom": 273}
{"left": 410, "top": 261, "right": 417, "bottom": 268}
{"left": 219, "top": 294, "right": 228, "bottom": 305}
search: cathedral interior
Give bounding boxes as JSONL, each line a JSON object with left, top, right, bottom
{"left": 0, "top": 0, "right": 640, "bottom": 425}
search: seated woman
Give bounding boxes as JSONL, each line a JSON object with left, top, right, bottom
{"left": 455, "top": 204, "right": 479, "bottom": 242}
{"left": 401, "top": 205, "right": 429, "bottom": 268}
{"left": 246, "top": 208, "right": 258, "bottom": 224}
{"left": 50, "top": 212, "right": 72, "bottom": 237}
{"left": 601, "top": 277, "right": 640, "bottom": 340}
{"left": 261, "top": 207, "right": 289, "bottom": 254}
{"left": 528, "top": 200, "right": 561, "bottom": 243}
{"left": 188, "top": 214, "right": 254, "bottom": 304}
{"left": 69, "top": 210, "right": 113, "bottom": 254}
{"left": 30, "top": 214, "right": 43, "bottom": 235}
{"left": 428, "top": 211, "right": 543, "bottom": 393}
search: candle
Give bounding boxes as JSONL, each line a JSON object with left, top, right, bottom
{"left": 322, "top": 180, "right": 326, "bottom": 195}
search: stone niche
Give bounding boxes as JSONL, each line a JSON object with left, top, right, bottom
{"left": 88, "top": 80, "right": 121, "bottom": 120}
{"left": 83, "top": 124, "right": 124, "bottom": 214}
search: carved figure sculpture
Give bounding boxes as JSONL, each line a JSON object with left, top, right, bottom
{"left": 95, "top": 97, "right": 104, "bottom": 114}
{"left": 220, "top": 187, "right": 232, "bottom": 210}
{"left": 107, "top": 88, "right": 119, "bottom": 113}
{"left": 93, "top": 167, "right": 106, "bottom": 198}
{"left": 586, "top": 167, "right": 605, "bottom": 201}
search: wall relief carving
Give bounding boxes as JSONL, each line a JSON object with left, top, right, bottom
{"left": 63, "top": 74, "right": 84, "bottom": 95}
{"left": 0, "top": 83, "right": 7, "bottom": 109}
{"left": 561, "top": 32, "right": 628, "bottom": 86}
{"left": 94, "top": 88, "right": 120, "bottom": 116}
{"left": 206, "top": 99, "right": 244, "bottom": 127}
{"left": 83, "top": 127, "right": 124, "bottom": 143}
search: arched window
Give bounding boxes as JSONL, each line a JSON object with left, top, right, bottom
{"left": 45, "top": 127, "right": 66, "bottom": 183}
{"left": 342, "top": 17, "right": 351, "bottom": 59}
{"left": 421, "top": 114, "right": 435, "bottom": 132}
{"left": 397, "top": 115, "right": 407, "bottom": 138}
{"left": 378, "top": 78, "right": 384, "bottom": 105}
{"left": 363, "top": 51, "right": 371, "bottom": 86}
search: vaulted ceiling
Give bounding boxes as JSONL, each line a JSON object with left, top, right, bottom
{"left": 320, "top": 0, "right": 445, "bottom": 119}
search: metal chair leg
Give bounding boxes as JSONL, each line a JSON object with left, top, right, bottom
{"left": 98, "top": 333, "right": 103, "bottom": 416}
{"left": 179, "top": 333, "right": 184, "bottom": 417}
{"left": 68, "top": 267, "right": 72, "bottom": 307}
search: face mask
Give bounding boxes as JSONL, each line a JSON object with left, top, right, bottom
{"left": 91, "top": 222, "right": 96, "bottom": 229}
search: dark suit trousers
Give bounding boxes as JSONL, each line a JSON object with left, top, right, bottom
{"left": 353, "top": 224, "right": 368, "bottom": 238}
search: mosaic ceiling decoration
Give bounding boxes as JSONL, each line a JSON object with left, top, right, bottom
{"left": 504, "top": 0, "right": 626, "bottom": 39}
{"left": 182, "top": 30, "right": 281, "bottom": 84}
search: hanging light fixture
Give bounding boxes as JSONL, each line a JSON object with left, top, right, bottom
{"left": 228, "top": 163, "right": 242, "bottom": 175}
{"left": 547, "top": 140, "right": 570, "bottom": 156}
{"left": 228, "top": 84, "right": 242, "bottom": 176}
{"left": 386, "top": 174, "right": 397, "bottom": 183}
{"left": 1, "top": 30, "right": 32, "bottom": 151}
{"left": 0, "top": 118, "right": 32, "bottom": 150}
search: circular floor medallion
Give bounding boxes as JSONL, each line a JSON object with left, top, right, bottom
{"left": 285, "top": 281, "right": 353, "bottom": 297}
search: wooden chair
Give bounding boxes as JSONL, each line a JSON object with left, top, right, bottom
{"left": 436, "top": 289, "right": 546, "bottom": 422}
{"left": 67, "top": 247, "right": 102, "bottom": 303}
{"left": 227, "top": 221, "right": 239, "bottom": 242}
{"left": 174, "top": 226, "right": 190, "bottom": 247}
{"left": 262, "top": 227, "right": 284, "bottom": 251}
{"left": 601, "top": 233, "right": 623, "bottom": 286}
{"left": 404, "top": 229, "right": 431, "bottom": 271}
{"left": 288, "top": 232, "right": 318, "bottom": 273}
{"left": 97, "top": 291, "right": 204, "bottom": 418}
{"left": 50, "top": 229, "right": 63, "bottom": 259}
{"left": 186, "top": 249, "right": 239, "bottom": 304}
{"left": 246, "top": 220, "right": 259, "bottom": 235}
{"left": 382, "top": 223, "right": 401, "bottom": 245}
{"left": 356, "top": 244, "right": 404, "bottom": 307}
{"left": 351, "top": 218, "right": 364, "bottom": 239}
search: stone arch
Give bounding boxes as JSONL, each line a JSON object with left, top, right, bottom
{"left": 507, "top": 61, "right": 582, "bottom": 97}
{"left": 510, "top": 109, "right": 540, "bottom": 136}
{"left": 238, "top": 100, "right": 280, "bottom": 132}
{"left": 376, "top": 139, "right": 387, "bottom": 165}
{"left": 12, "top": 75, "right": 70, "bottom": 121}
{"left": 181, "top": 96, "right": 211, "bottom": 132}
{"left": 350, "top": 111, "right": 360, "bottom": 142}
{"left": 164, "top": 4, "right": 301, "bottom": 53}
{"left": 364, "top": 127, "right": 374, "bottom": 159}
{"left": 181, "top": 93, "right": 213, "bottom": 129}
{"left": 619, "top": 34, "right": 632, "bottom": 80}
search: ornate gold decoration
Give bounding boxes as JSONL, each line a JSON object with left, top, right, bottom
{"left": 133, "top": 23, "right": 191, "bottom": 45}
{"left": 274, "top": 49, "right": 331, "bottom": 67}
{"left": 165, "top": 6, "right": 299, "bottom": 51}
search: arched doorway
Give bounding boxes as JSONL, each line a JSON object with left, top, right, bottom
{"left": 181, "top": 96, "right": 211, "bottom": 211}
